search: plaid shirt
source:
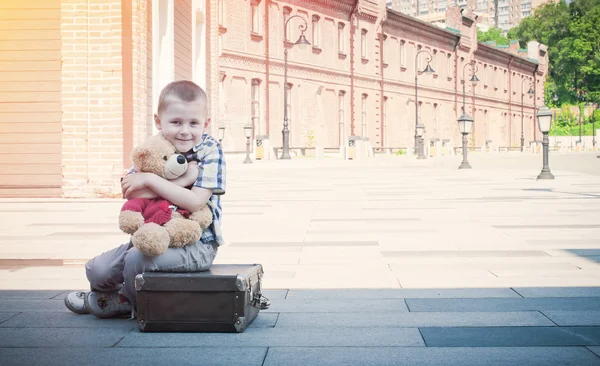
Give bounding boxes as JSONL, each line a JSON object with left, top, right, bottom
{"left": 127, "top": 133, "right": 226, "bottom": 246}
{"left": 189, "top": 133, "right": 226, "bottom": 246}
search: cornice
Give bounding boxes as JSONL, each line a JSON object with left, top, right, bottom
{"left": 476, "top": 43, "right": 537, "bottom": 73}
{"left": 385, "top": 9, "right": 459, "bottom": 50}
{"left": 273, "top": 0, "right": 356, "bottom": 14}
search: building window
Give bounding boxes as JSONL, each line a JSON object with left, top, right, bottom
{"left": 251, "top": 79, "right": 261, "bottom": 133}
{"left": 312, "top": 15, "right": 320, "bottom": 48}
{"left": 283, "top": 7, "right": 291, "bottom": 41}
{"left": 361, "top": 93, "right": 368, "bottom": 138}
{"left": 361, "top": 29, "right": 367, "bottom": 59}
{"left": 251, "top": 1, "right": 260, "bottom": 34}
{"left": 338, "top": 91, "right": 345, "bottom": 146}
{"left": 338, "top": 23, "right": 345, "bottom": 54}
{"left": 400, "top": 40, "right": 406, "bottom": 67}
{"left": 447, "top": 53, "right": 453, "bottom": 79}
{"left": 416, "top": 45, "right": 422, "bottom": 71}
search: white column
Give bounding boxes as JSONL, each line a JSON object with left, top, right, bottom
{"left": 152, "top": 0, "right": 175, "bottom": 134}
{"left": 192, "top": 0, "right": 207, "bottom": 92}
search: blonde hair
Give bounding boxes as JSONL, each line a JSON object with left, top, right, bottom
{"left": 157, "top": 80, "right": 208, "bottom": 114}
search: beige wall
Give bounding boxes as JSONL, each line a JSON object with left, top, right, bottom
{"left": 0, "top": 0, "right": 62, "bottom": 197}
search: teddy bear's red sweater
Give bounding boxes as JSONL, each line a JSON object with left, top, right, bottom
{"left": 121, "top": 198, "right": 191, "bottom": 225}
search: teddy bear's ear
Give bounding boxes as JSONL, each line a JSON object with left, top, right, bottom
{"left": 131, "top": 146, "right": 148, "bottom": 168}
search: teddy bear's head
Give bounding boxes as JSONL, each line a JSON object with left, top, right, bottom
{"left": 131, "top": 134, "right": 188, "bottom": 180}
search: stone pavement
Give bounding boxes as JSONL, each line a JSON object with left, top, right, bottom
{"left": 0, "top": 152, "right": 600, "bottom": 365}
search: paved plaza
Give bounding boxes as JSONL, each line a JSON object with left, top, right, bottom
{"left": 0, "top": 152, "right": 599, "bottom": 365}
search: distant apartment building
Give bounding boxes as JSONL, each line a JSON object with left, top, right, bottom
{"left": 387, "top": 0, "right": 552, "bottom": 32}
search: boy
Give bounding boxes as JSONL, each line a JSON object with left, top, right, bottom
{"left": 64, "top": 80, "right": 226, "bottom": 318}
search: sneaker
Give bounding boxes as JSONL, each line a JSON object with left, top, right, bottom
{"left": 85, "top": 291, "right": 133, "bottom": 318}
{"left": 64, "top": 291, "right": 90, "bottom": 314}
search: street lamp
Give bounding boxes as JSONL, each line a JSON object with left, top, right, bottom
{"left": 415, "top": 123, "right": 426, "bottom": 159}
{"left": 593, "top": 99, "right": 597, "bottom": 148}
{"left": 461, "top": 61, "right": 479, "bottom": 115}
{"left": 457, "top": 113, "right": 474, "bottom": 169}
{"left": 280, "top": 15, "right": 310, "bottom": 160}
{"left": 217, "top": 126, "right": 225, "bottom": 144}
{"left": 536, "top": 105, "right": 555, "bottom": 180}
{"left": 552, "top": 92, "right": 558, "bottom": 146}
{"left": 521, "top": 79, "right": 535, "bottom": 152}
{"left": 243, "top": 123, "right": 253, "bottom": 164}
{"left": 414, "top": 49, "right": 435, "bottom": 155}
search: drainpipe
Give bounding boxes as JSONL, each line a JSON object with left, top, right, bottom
{"left": 533, "top": 65, "right": 539, "bottom": 141}
{"left": 265, "top": 0, "right": 270, "bottom": 136}
{"left": 350, "top": 1, "right": 358, "bottom": 136}
{"left": 379, "top": 20, "right": 385, "bottom": 148}
{"left": 508, "top": 56, "right": 513, "bottom": 147}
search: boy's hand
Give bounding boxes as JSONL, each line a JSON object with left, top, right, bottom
{"left": 121, "top": 172, "right": 155, "bottom": 198}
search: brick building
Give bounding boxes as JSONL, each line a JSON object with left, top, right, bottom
{"left": 0, "top": 0, "right": 547, "bottom": 198}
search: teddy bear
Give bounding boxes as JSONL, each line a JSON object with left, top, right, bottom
{"left": 118, "top": 134, "right": 213, "bottom": 256}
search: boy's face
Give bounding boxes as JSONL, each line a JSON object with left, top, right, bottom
{"left": 154, "top": 95, "right": 210, "bottom": 153}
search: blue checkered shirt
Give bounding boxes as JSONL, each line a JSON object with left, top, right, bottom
{"left": 127, "top": 133, "right": 226, "bottom": 246}
{"left": 189, "top": 134, "right": 226, "bottom": 246}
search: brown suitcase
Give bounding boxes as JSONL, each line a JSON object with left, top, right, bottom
{"left": 134, "top": 263, "right": 270, "bottom": 333}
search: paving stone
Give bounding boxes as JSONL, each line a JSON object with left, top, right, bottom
{"left": 264, "top": 298, "right": 408, "bottom": 313}
{"left": 541, "top": 311, "right": 600, "bottom": 326}
{"left": 286, "top": 288, "right": 520, "bottom": 299}
{"left": 0, "top": 299, "right": 69, "bottom": 312}
{"left": 0, "top": 312, "right": 18, "bottom": 324}
{"left": 263, "top": 346, "right": 600, "bottom": 366}
{"left": 493, "top": 224, "right": 600, "bottom": 229}
{"left": 228, "top": 241, "right": 379, "bottom": 247}
{"left": 0, "top": 312, "right": 137, "bottom": 329}
{"left": 0, "top": 290, "right": 67, "bottom": 300}
{"left": 248, "top": 313, "right": 278, "bottom": 328}
{"left": 389, "top": 262, "right": 580, "bottom": 271}
{"left": 261, "top": 290, "right": 288, "bottom": 300}
{"left": 405, "top": 297, "right": 600, "bottom": 312}
{"left": 117, "top": 327, "right": 424, "bottom": 347}
{"left": 587, "top": 346, "right": 600, "bottom": 357}
{"left": 275, "top": 311, "right": 554, "bottom": 328}
{"left": 513, "top": 287, "right": 600, "bottom": 298}
{"left": 0, "top": 327, "right": 131, "bottom": 347}
{"left": 0, "top": 347, "right": 267, "bottom": 366}
{"left": 381, "top": 251, "right": 550, "bottom": 258}
{"left": 420, "top": 326, "right": 600, "bottom": 347}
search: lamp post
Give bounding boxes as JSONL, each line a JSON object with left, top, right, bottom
{"left": 461, "top": 61, "right": 479, "bottom": 115}
{"left": 536, "top": 105, "right": 555, "bottom": 180}
{"left": 414, "top": 50, "right": 435, "bottom": 156}
{"left": 521, "top": 79, "right": 535, "bottom": 152}
{"left": 217, "top": 126, "right": 225, "bottom": 145}
{"left": 458, "top": 113, "right": 474, "bottom": 169}
{"left": 415, "top": 123, "right": 426, "bottom": 159}
{"left": 280, "top": 15, "right": 310, "bottom": 160}
{"left": 552, "top": 92, "right": 558, "bottom": 146}
{"left": 593, "top": 99, "right": 597, "bottom": 148}
{"left": 243, "top": 123, "right": 253, "bottom": 164}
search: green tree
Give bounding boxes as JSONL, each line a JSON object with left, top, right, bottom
{"left": 477, "top": 27, "right": 511, "bottom": 46}
{"left": 507, "top": 0, "right": 600, "bottom": 105}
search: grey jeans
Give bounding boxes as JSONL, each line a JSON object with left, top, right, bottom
{"left": 85, "top": 240, "right": 218, "bottom": 306}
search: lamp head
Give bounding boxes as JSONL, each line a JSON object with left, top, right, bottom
{"left": 243, "top": 123, "right": 253, "bottom": 139}
{"left": 537, "top": 105, "right": 553, "bottom": 133}
{"left": 295, "top": 33, "right": 310, "bottom": 49}
{"left": 422, "top": 63, "right": 435, "bottom": 74}
{"left": 457, "top": 113, "right": 474, "bottom": 134}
